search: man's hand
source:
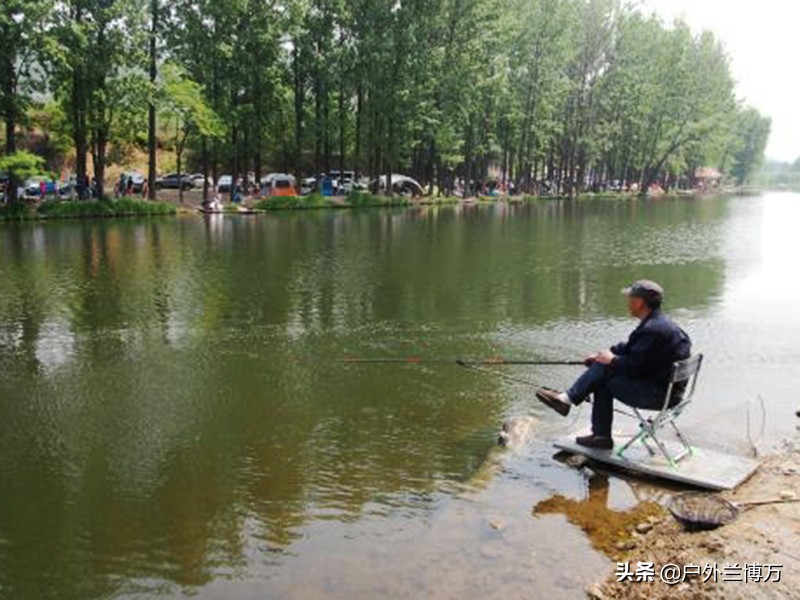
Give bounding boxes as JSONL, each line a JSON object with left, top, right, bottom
{"left": 583, "top": 352, "right": 599, "bottom": 366}
{"left": 593, "top": 350, "right": 616, "bottom": 365}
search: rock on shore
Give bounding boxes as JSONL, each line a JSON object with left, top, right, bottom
{"left": 591, "top": 445, "right": 800, "bottom": 599}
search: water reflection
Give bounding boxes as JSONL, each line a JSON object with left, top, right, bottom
{"left": 533, "top": 471, "right": 663, "bottom": 557}
{"left": 0, "top": 195, "right": 795, "bottom": 598}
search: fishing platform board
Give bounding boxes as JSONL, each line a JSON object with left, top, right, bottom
{"left": 554, "top": 437, "right": 760, "bottom": 491}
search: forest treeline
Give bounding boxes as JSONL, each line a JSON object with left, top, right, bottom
{"left": 1, "top": 0, "right": 771, "bottom": 202}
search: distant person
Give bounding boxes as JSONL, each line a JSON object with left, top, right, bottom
{"left": 536, "top": 280, "right": 692, "bottom": 449}
{"left": 116, "top": 174, "right": 125, "bottom": 198}
{"left": 438, "top": 169, "right": 453, "bottom": 197}
{"left": 141, "top": 179, "right": 148, "bottom": 199}
{"left": 39, "top": 179, "right": 47, "bottom": 199}
{"left": 202, "top": 194, "right": 223, "bottom": 212}
{"left": 126, "top": 176, "right": 133, "bottom": 197}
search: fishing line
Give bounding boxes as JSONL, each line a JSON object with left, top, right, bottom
{"left": 455, "top": 361, "right": 629, "bottom": 422}
{"left": 746, "top": 395, "right": 768, "bottom": 458}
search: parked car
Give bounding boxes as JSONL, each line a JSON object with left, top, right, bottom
{"left": 339, "top": 172, "right": 358, "bottom": 194}
{"left": 217, "top": 175, "right": 233, "bottom": 193}
{"left": 300, "top": 177, "right": 317, "bottom": 196}
{"left": 24, "top": 177, "right": 58, "bottom": 199}
{"left": 328, "top": 170, "right": 357, "bottom": 194}
{"left": 156, "top": 173, "right": 193, "bottom": 190}
{"left": 120, "top": 172, "right": 145, "bottom": 194}
{"left": 188, "top": 173, "right": 210, "bottom": 189}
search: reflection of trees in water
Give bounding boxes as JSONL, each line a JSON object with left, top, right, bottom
{"left": 0, "top": 198, "right": 734, "bottom": 596}
{"left": 0, "top": 217, "right": 506, "bottom": 597}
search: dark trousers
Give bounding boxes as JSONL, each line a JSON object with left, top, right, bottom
{"left": 567, "top": 363, "right": 666, "bottom": 438}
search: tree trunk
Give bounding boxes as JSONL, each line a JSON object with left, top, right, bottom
{"left": 354, "top": 84, "right": 363, "bottom": 179}
{"left": 92, "top": 135, "right": 107, "bottom": 200}
{"left": 384, "top": 116, "right": 393, "bottom": 197}
{"left": 2, "top": 59, "right": 18, "bottom": 203}
{"left": 338, "top": 76, "right": 345, "bottom": 190}
{"left": 293, "top": 43, "right": 304, "bottom": 173}
{"left": 147, "top": 0, "right": 158, "bottom": 200}
{"left": 229, "top": 125, "right": 237, "bottom": 202}
{"left": 201, "top": 136, "right": 209, "bottom": 201}
{"left": 177, "top": 129, "right": 185, "bottom": 205}
{"left": 72, "top": 72, "right": 88, "bottom": 188}
{"left": 314, "top": 69, "right": 322, "bottom": 176}
{"left": 323, "top": 79, "right": 330, "bottom": 174}
{"left": 427, "top": 139, "right": 436, "bottom": 195}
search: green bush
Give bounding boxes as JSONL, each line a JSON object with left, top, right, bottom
{"left": 36, "top": 199, "right": 176, "bottom": 219}
{"left": 345, "top": 192, "right": 384, "bottom": 207}
{"left": 255, "top": 194, "right": 335, "bottom": 211}
{"left": 345, "top": 192, "right": 413, "bottom": 207}
{"left": 0, "top": 202, "right": 37, "bottom": 221}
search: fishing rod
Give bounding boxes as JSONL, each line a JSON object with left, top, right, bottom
{"left": 342, "top": 357, "right": 585, "bottom": 366}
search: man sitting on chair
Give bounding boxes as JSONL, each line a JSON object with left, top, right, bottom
{"left": 536, "top": 280, "right": 692, "bottom": 450}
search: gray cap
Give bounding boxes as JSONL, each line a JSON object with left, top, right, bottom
{"left": 622, "top": 280, "right": 664, "bottom": 303}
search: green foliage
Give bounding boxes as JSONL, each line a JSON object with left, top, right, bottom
{"left": 345, "top": 193, "right": 412, "bottom": 208}
{"left": 730, "top": 108, "right": 771, "bottom": 185}
{"left": 2, "top": 198, "right": 175, "bottom": 221}
{"left": 0, "top": 0, "right": 54, "bottom": 122}
{"left": 2, "top": 0, "right": 771, "bottom": 199}
{"left": 159, "top": 63, "right": 224, "bottom": 144}
{"left": 36, "top": 199, "right": 176, "bottom": 219}
{"left": 754, "top": 158, "right": 800, "bottom": 191}
{"left": 0, "top": 201, "right": 36, "bottom": 221}
{"left": 255, "top": 194, "right": 335, "bottom": 211}
{"left": 253, "top": 193, "right": 419, "bottom": 211}
{"left": 0, "top": 150, "right": 45, "bottom": 180}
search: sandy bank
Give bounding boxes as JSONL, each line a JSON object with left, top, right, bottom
{"left": 588, "top": 442, "right": 800, "bottom": 599}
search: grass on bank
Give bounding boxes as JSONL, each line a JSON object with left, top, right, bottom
{"left": 1, "top": 189, "right": 724, "bottom": 223}
{"left": 254, "top": 192, "right": 463, "bottom": 211}
{"left": 254, "top": 193, "right": 335, "bottom": 210}
{"left": 0, "top": 198, "right": 177, "bottom": 221}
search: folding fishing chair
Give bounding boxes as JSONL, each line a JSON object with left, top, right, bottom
{"left": 616, "top": 354, "right": 704, "bottom": 468}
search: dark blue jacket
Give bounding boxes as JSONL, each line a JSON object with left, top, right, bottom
{"left": 610, "top": 310, "right": 691, "bottom": 387}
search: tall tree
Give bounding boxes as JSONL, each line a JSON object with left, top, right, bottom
{"left": 147, "top": 0, "right": 159, "bottom": 199}
{"left": 0, "top": 0, "right": 52, "bottom": 203}
{"left": 53, "top": 0, "right": 148, "bottom": 198}
{"left": 730, "top": 107, "right": 771, "bottom": 186}
{"left": 2, "top": 0, "right": 769, "bottom": 198}
{"left": 158, "top": 64, "right": 223, "bottom": 203}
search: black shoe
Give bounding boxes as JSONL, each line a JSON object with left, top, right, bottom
{"left": 536, "top": 387, "right": 571, "bottom": 417}
{"left": 575, "top": 434, "right": 614, "bottom": 450}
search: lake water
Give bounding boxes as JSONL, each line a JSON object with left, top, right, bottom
{"left": 1, "top": 193, "right": 799, "bottom": 599}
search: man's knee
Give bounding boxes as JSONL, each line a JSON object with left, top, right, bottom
{"left": 587, "top": 362, "right": 611, "bottom": 378}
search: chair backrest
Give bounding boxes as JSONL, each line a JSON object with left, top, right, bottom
{"left": 671, "top": 354, "right": 703, "bottom": 384}
{"left": 666, "top": 354, "right": 703, "bottom": 407}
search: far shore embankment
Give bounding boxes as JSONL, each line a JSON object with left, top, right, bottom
{"left": 1, "top": 187, "right": 762, "bottom": 223}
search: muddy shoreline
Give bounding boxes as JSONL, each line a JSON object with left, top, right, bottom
{"left": 586, "top": 441, "right": 800, "bottom": 599}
